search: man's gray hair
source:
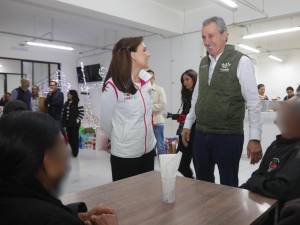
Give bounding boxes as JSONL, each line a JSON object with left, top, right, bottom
{"left": 202, "top": 16, "right": 227, "bottom": 33}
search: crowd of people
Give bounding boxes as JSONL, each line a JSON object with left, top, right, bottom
{"left": 0, "top": 79, "right": 84, "bottom": 157}
{"left": 257, "top": 83, "right": 299, "bottom": 101}
{"left": 1, "top": 15, "right": 300, "bottom": 225}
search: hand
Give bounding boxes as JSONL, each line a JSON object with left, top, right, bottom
{"left": 181, "top": 128, "right": 190, "bottom": 147}
{"left": 247, "top": 140, "right": 263, "bottom": 164}
{"left": 79, "top": 205, "right": 115, "bottom": 224}
{"left": 90, "top": 214, "right": 119, "bottom": 225}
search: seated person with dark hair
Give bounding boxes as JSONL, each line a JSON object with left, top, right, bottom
{"left": 241, "top": 98, "right": 300, "bottom": 202}
{"left": 278, "top": 198, "right": 300, "bottom": 225}
{"left": 283, "top": 86, "right": 295, "bottom": 101}
{"left": 0, "top": 111, "right": 118, "bottom": 225}
{"left": 2, "top": 100, "right": 28, "bottom": 115}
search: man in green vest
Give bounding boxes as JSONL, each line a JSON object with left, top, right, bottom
{"left": 182, "top": 16, "right": 262, "bottom": 187}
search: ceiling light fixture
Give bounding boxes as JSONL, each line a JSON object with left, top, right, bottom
{"left": 243, "top": 26, "right": 300, "bottom": 39}
{"left": 237, "top": 44, "right": 260, "bottom": 53}
{"left": 0, "top": 64, "right": 2, "bottom": 68}
{"left": 219, "top": 0, "right": 238, "bottom": 8}
{"left": 268, "top": 55, "right": 283, "bottom": 62}
{"left": 26, "top": 41, "right": 74, "bottom": 51}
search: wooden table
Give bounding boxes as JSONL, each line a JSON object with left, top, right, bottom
{"left": 62, "top": 171, "right": 277, "bottom": 225}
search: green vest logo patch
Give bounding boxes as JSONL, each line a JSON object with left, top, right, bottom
{"left": 220, "top": 62, "right": 231, "bottom": 72}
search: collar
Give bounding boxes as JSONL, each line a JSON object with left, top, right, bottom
{"left": 208, "top": 51, "right": 223, "bottom": 62}
{"left": 276, "top": 135, "right": 300, "bottom": 144}
{"left": 138, "top": 70, "right": 152, "bottom": 86}
{"left": 207, "top": 44, "right": 235, "bottom": 62}
{"left": 0, "top": 177, "right": 63, "bottom": 207}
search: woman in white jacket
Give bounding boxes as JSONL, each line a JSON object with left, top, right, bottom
{"left": 100, "top": 37, "right": 156, "bottom": 181}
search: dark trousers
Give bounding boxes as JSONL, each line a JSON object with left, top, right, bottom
{"left": 177, "top": 124, "right": 195, "bottom": 178}
{"left": 193, "top": 130, "right": 244, "bottom": 187}
{"left": 110, "top": 150, "right": 155, "bottom": 181}
{"left": 66, "top": 126, "right": 80, "bottom": 157}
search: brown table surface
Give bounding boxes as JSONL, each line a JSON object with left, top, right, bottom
{"left": 61, "top": 171, "right": 277, "bottom": 225}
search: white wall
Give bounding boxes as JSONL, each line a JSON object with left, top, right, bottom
{"left": 255, "top": 50, "right": 300, "bottom": 99}
{"left": 145, "top": 33, "right": 203, "bottom": 137}
{"left": 0, "top": 34, "right": 78, "bottom": 91}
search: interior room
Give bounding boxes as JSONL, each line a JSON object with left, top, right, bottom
{"left": 1, "top": 0, "right": 300, "bottom": 224}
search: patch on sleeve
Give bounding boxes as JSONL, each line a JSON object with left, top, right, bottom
{"left": 268, "top": 158, "right": 280, "bottom": 172}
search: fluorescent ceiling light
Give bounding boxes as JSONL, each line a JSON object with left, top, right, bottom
{"left": 26, "top": 41, "right": 74, "bottom": 51}
{"left": 237, "top": 44, "right": 260, "bottom": 53}
{"left": 268, "top": 55, "right": 283, "bottom": 62}
{"left": 219, "top": 0, "right": 238, "bottom": 8}
{"left": 243, "top": 26, "right": 300, "bottom": 39}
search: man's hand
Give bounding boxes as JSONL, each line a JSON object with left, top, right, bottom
{"left": 181, "top": 128, "right": 190, "bottom": 147}
{"left": 247, "top": 140, "right": 263, "bottom": 164}
{"left": 79, "top": 205, "right": 116, "bottom": 225}
{"left": 90, "top": 214, "right": 119, "bottom": 225}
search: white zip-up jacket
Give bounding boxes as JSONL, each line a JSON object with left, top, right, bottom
{"left": 100, "top": 71, "right": 156, "bottom": 158}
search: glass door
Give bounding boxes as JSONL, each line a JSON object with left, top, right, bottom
{"left": 7, "top": 74, "right": 22, "bottom": 93}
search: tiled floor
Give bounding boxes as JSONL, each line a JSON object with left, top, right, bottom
{"left": 61, "top": 149, "right": 259, "bottom": 195}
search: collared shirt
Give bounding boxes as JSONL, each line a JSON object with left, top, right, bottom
{"left": 184, "top": 53, "right": 262, "bottom": 140}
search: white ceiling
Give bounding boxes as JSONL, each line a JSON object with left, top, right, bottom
{"left": 0, "top": 0, "right": 153, "bottom": 54}
{"left": 1, "top": 0, "right": 300, "bottom": 59}
{"left": 151, "top": 0, "right": 212, "bottom": 11}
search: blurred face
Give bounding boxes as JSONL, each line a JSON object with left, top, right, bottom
{"left": 5, "top": 93, "right": 11, "bottom": 101}
{"left": 43, "top": 134, "right": 70, "bottom": 196}
{"left": 275, "top": 103, "right": 300, "bottom": 137}
{"left": 258, "top": 86, "right": 265, "bottom": 96}
{"left": 149, "top": 72, "right": 155, "bottom": 85}
{"left": 21, "top": 79, "right": 30, "bottom": 90}
{"left": 131, "top": 42, "right": 150, "bottom": 70}
{"left": 202, "top": 22, "right": 228, "bottom": 58}
{"left": 67, "top": 93, "right": 72, "bottom": 101}
{"left": 32, "top": 86, "right": 39, "bottom": 95}
{"left": 182, "top": 74, "right": 194, "bottom": 91}
{"left": 287, "top": 89, "right": 294, "bottom": 98}
{"left": 49, "top": 82, "right": 58, "bottom": 92}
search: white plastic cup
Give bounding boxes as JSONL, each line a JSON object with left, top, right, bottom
{"left": 161, "top": 176, "right": 176, "bottom": 203}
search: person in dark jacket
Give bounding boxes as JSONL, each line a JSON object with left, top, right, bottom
{"left": 283, "top": 86, "right": 295, "bottom": 101}
{"left": 278, "top": 198, "right": 300, "bottom": 225}
{"left": 176, "top": 69, "right": 197, "bottom": 178}
{"left": 0, "top": 92, "right": 11, "bottom": 106}
{"left": 45, "top": 80, "right": 64, "bottom": 121}
{"left": 62, "top": 90, "right": 84, "bottom": 157}
{"left": 11, "top": 78, "right": 32, "bottom": 110}
{"left": 241, "top": 97, "right": 300, "bottom": 202}
{"left": 0, "top": 111, "right": 118, "bottom": 225}
{"left": 2, "top": 100, "right": 28, "bottom": 115}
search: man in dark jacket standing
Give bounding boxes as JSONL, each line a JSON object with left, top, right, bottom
{"left": 11, "top": 78, "right": 32, "bottom": 110}
{"left": 0, "top": 112, "right": 118, "bottom": 225}
{"left": 45, "top": 80, "right": 64, "bottom": 121}
{"left": 241, "top": 97, "right": 300, "bottom": 202}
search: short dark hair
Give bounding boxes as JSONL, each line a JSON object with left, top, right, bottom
{"left": 147, "top": 69, "right": 154, "bottom": 75}
{"left": 103, "top": 37, "right": 144, "bottom": 95}
{"left": 0, "top": 112, "right": 61, "bottom": 180}
{"left": 68, "top": 89, "right": 79, "bottom": 104}
{"left": 287, "top": 86, "right": 294, "bottom": 92}
{"left": 257, "top": 84, "right": 265, "bottom": 90}
{"left": 3, "top": 100, "right": 28, "bottom": 115}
